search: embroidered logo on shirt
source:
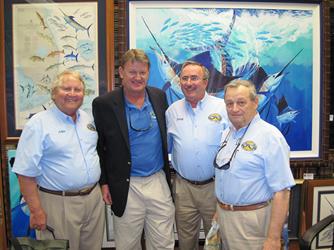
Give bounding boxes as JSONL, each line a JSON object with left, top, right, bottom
{"left": 58, "top": 130, "right": 66, "bottom": 133}
{"left": 176, "top": 117, "right": 184, "bottom": 121}
{"left": 241, "top": 141, "right": 257, "bottom": 151}
{"left": 208, "top": 113, "right": 222, "bottom": 122}
{"left": 87, "top": 123, "right": 96, "bottom": 131}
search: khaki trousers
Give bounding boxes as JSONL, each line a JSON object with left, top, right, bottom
{"left": 173, "top": 176, "right": 216, "bottom": 250}
{"left": 37, "top": 184, "right": 105, "bottom": 250}
{"left": 113, "top": 170, "right": 175, "bottom": 250}
{"left": 217, "top": 202, "right": 272, "bottom": 250}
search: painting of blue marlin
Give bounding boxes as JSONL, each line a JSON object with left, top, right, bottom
{"left": 133, "top": 7, "right": 316, "bottom": 155}
{"left": 259, "top": 49, "right": 303, "bottom": 93}
{"left": 59, "top": 9, "right": 92, "bottom": 37}
{"left": 149, "top": 46, "right": 183, "bottom": 103}
{"left": 257, "top": 49, "right": 303, "bottom": 114}
{"left": 141, "top": 16, "right": 239, "bottom": 96}
{"left": 276, "top": 96, "right": 299, "bottom": 135}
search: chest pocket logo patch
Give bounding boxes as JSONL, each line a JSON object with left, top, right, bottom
{"left": 241, "top": 140, "right": 257, "bottom": 151}
{"left": 208, "top": 113, "right": 222, "bottom": 123}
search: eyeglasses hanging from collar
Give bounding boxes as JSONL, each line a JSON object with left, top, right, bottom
{"left": 128, "top": 108, "right": 153, "bottom": 132}
{"left": 214, "top": 122, "right": 251, "bottom": 170}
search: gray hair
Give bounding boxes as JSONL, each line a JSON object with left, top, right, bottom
{"left": 51, "top": 71, "right": 85, "bottom": 100}
{"left": 224, "top": 79, "right": 257, "bottom": 100}
{"left": 180, "top": 61, "right": 210, "bottom": 80}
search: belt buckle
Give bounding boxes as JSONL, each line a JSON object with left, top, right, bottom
{"left": 229, "top": 204, "right": 234, "bottom": 211}
{"left": 78, "top": 187, "right": 90, "bottom": 195}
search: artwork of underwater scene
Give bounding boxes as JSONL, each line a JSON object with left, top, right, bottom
{"left": 12, "top": 2, "right": 99, "bottom": 129}
{"left": 130, "top": 2, "right": 321, "bottom": 158}
{"left": 7, "top": 149, "right": 36, "bottom": 238}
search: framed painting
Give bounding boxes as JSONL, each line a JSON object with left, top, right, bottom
{"left": 0, "top": 0, "right": 114, "bottom": 141}
{"left": 288, "top": 179, "right": 304, "bottom": 240}
{"left": 127, "top": 0, "right": 328, "bottom": 159}
{"left": 303, "top": 179, "right": 334, "bottom": 249}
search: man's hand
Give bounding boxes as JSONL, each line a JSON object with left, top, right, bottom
{"left": 17, "top": 175, "right": 47, "bottom": 231}
{"left": 101, "top": 184, "right": 112, "bottom": 205}
{"left": 30, "top": 207, "right": 47, "bottom": 231}
{"left": 263, "top": 238, "right": 281, "bottom": 250}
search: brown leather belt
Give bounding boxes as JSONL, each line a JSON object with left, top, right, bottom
{"left": 178, "top": 174, "right": 214, "bottom": 185}
{"left": 217, "top": 199, "right": 271, "bottom": 211}
{"left": 39, "top": 183, "right": 97, "bottom": 196}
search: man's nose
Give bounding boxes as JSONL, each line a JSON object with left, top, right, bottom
{"left": 231, "top": 103, "right": 239, "bottom": 111}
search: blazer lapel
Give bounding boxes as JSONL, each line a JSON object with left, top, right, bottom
{"left": 147, "top": 88, "right": 167, "bottom": 146}
{"left": 111, "top": 88, "right": 130, "bottom": 150}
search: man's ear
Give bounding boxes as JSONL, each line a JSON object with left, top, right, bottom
{"left": 119, "top": 66, "right": 124, "bottom": 79}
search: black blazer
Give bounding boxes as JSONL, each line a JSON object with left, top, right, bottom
{"left": 92, "top": 86, "right": 171, "bottom": 217}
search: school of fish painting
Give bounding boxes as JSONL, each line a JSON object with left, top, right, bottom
{"left": 132, "top": 5, "right": 320, "bottom": 157}
{"left": 12, "top": 2, "right": 99, "bottom": 129}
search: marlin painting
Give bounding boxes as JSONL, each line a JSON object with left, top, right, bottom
{"left": 59, "top": 9, "right": 92, "bottom": 37}
{"left": 257, "top": 49, "right": 303, "bottom": 114}
{"left": 259, "top": 49, "right": 303, "bottom": 93}
{"left": 141, "top": 16, "right": 238, "bottom": 97}
{"left": 276, "top": 96, "right": 299, "bottom": 135}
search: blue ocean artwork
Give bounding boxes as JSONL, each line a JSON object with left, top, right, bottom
{"left": 7, "top": 149, "right": 35, "bottom": 238}
{"left": 134, "top": 7, "right": 316, "bottom": 154}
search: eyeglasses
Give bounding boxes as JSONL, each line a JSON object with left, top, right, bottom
{"left": 214, "top": 131, "right": 239, "bottom": 170}
{"left": 180, "top": 75, "right": 205, "bottom": 82}
{"left": 214, "top": 123, "right": 251, "bottom": 170}
{"left": 128, "top": 109, "right": 153, "bottom": 132}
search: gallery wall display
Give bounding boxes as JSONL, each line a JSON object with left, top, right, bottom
{"left": 127, "top": 0, "right": 330, "bottom": 160}
{"left": 1, "top": 0, "right": 114, "bottom": 141}
{"left": 0, "top": 1, "right": 114, "bottom": 248}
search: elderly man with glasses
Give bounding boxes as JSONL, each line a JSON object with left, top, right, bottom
{"left": 214, "top": 79, "right": 295, "bottom": 250}
{"left": 166, "top": 61, "right": 228, "bottom": 250}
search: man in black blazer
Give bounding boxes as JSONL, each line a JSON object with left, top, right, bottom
{"left": 92, "top": 49, "right": 175, "bottom": 249}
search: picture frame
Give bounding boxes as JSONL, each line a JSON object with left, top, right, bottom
{"left": 302, "top": 179, "right": 334, "bottom": 249}
{"left": 288, "top": 179, "right": 304, "bottom": 240}
{"left": 0, "top": 0, "right": 114, "bottom": 142}
{"left": 125, "top": 0, "right": 330, "bottom": 160}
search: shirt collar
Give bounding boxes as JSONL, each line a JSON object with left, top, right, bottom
{"left": 185, "top": 92, "right": 209, "bottom": 111}
{"left": 124, "top": 91, "right": 149, "bottom": 110}
{"left": 229, "top": 113, "right": 260, "bottom": 135}
{"left": 51, "top": 106, "right": 81, "bottom": 123}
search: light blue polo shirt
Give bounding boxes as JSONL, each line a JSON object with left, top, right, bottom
{"left": 215, "top": 114, "right": 295, "bottom": 205}
{"left": 12, "top": 106, "right": 101, "bottom": 191}
{"left": 166, "top": 93, "right": 228, "bottom": 181}
{"left": 125, "top": 93, "right": 164, "bottom": 177}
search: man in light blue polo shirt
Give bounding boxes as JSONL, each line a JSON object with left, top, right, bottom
{"left": 12, "top": 71, "right": 105, "bottom": 250}
{"left": 214, "top": 79, "right": 295, "bottom": 250}
{"left": 166, "top": 61, "right": 228, "bottom": 250}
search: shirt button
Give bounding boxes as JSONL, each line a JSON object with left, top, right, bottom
{"left": 127, "top": 161, "right": 131, "bottom": 165}
{"left": 126, "top": 178, "right": 130, "bottom": 182}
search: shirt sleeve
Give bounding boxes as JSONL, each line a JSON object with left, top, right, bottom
{"left": 264, "top": 132, "right": 295, "bottom": 192}
{"left": 12, "top": 121, "right": 44, "bottom": 177}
